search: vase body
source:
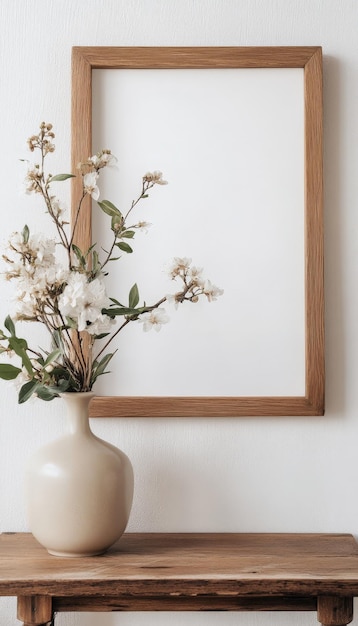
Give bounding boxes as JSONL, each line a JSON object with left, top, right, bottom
{"left": 25, "top": 392, "right": 134, "bottom": 557}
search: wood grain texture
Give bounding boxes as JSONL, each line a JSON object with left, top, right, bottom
{"left": 89, "top": 395, "right": 322, "bottom": 418}
{"left": 1, "top": 533, "right": 357, "bottom": 624}
{"left": 17, "top": 594, "right": 52, "bottom": 624}
{"left": 71, "top": 46, "right": 324, "bottom": 418}
{"left": 304, "top": 47, "right": 325, "bottom": 415}
{"left": 53, "top": 595, "right": 317, "bottom": 613}
{"left": 317, "top": 596, "right": 354, "bottom": 626}
{"left": 2, "top": 532, "right": 358, "bottom": 598}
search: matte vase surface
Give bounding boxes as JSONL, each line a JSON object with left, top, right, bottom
{"left": 25, "top": 392, "right": 134, "bottom": 556}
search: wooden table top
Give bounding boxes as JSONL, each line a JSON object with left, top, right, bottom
{"left": 2, "top": 532, "right": 358, "bottom": 598}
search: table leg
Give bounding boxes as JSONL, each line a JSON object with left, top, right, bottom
{"left": 17, "top": 596, "right": 53, "bottom": 626}
{"left": 317, "top": 596, "right": 353, "bottom": 626}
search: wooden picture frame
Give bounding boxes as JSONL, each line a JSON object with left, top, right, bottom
{"left": 71, "top": 46, "right": 324, "bottom": 418}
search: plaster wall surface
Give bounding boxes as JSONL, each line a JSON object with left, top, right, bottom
{"left": 0, "top": 1, "right": 357, "bottom": 625}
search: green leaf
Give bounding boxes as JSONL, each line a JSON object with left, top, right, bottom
{"left": 121, "top": 230, "right": 135, "bottom": 239}
{"left": 4, "top": 316, "right": 16, "bottom": 337}
{"left": 35, "top": 386, "right": 59, "bottom": 401}
{"left": 71, "top": 244, "right": 85, "bottom": 267}
{"left": 18, "top": 379, "right": 39, "bottom": 404}
{"left": 0, "top": 364, "right": 22, "bottom": 380}
{"left": 91, "top": 352, "right": 115, "bottom": 385}
{"left": 8, "top": 337, "right": 33, "bottom": 375}
{"left": 98, "top": 200, "right": 122, "bottom": 218}
{"left": 111, "top": 214, "right": 123, "bottom": 233}
{"left": 52, "top": 378, "right": 71, "bottom": 393}
{"left": 93, "top": 332, "right": 110, "bottom": 340}
{"left": 49, "top": 173, "right": 76, "bottom": 182}
{"left": 92, "top": 250, "right": 100, "bottom": 272}
{"left": 109, "top": 297, "right": 125, "bottom": 306}
{"left": 102, "top": 307, "right": 138, "bottom": 317}
{"left": 43, "top": 349, "right": 62, "bottom": 368}
{"left": 51, "top": 329, "right": 65, "bottom": 352}
{"left": 65, "top": 317, "right": 78, "bottom": 329}
{"left": 129, "top": 283, "right": 140, "bottom": 309}
{"left": 22, "top": 224, "right": 30, "bottom": 244}
{"left": 116, "top": 241, "right": 133, "bottom": 254}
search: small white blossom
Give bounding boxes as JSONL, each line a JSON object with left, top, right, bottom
{"left": 83, "top": 171, "right": 100, "bottom": 200}
{"left": 23, "top": 163, "right": 42, "bottom": 194}
{"left": 50, "top": 196, "right": 66, "bottom": 219}
{"left": 89, "top": 151, "right": 117, "bottom": 169}
{"left": 4, "top": 232, "right": 57, "bottom": 280}
{"left": 167, "top": 257, "right": 192, "bottom": 279}
{"left": 135, "top": 221, "right": 152, "bottom": 233}
{"left": 143, "top": 171, "right": 168, "bottom": 185}
{"left": 203, "top": 280, "right": 224, "bottom": 302}
{"left": 188, "top": 265, "right": 204, "bottom": 286}
{"left": 139, "top": 308, "right": 169, "bottom": 332}
{"left": 165, "top": 294, "right": 180, "bottom": 310}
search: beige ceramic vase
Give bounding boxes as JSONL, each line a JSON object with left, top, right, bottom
{"left": 25, "top": 392, "right": 134, "bottom": 557}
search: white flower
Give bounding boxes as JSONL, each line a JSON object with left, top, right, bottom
{"left": 143, "top": 171, "right": 168, "bottom": 185}
{"left": 83, "top": 171, "right": 100, "bottom": 200}
{"left": 30, "top": 234, "right": 56, "bottom": 266}
{"left": 24, "top": 163, "right": 42, "bottom": 194}
{"left": 188, "top": 265, "right": 204, "bottom": 286}
{"left": 58, "top": 272, "right": 113, "bottom": 333}
{"left": 86, "top": 314, "right": 116, "bottom": 336}
{"left": 135, "top": 221, "right": 152, "bottom": 233}
{"left": 89, "top": 151, "right": 117, "bottom": 169}
{"left": 167, "top": 257, "right": 192, "bottom": 279}
{"left": 50, "top": 196, "right": 66, "bottom": 219}
{"left": 5, "top": 232, "right": 57, "bottom": 281}
{"left": 203, "top": 280, "right": 224, "bottom": 302}
{"left": 165, "top": 293, "right": 179, "bottom": 308}
{"left": 139, "top": 308, "right": 170, "bottom": 332}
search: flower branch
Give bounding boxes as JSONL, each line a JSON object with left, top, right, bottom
{"left": 0, "top": 123, "right": 223, "bottom": 402}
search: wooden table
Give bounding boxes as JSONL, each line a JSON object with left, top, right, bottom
{"left": 1, "top": 533, "right": 358, "bottom": 625}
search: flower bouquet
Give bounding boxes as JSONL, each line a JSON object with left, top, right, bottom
{"left": 0, "top": 122, "right": 223, "bottom": 403}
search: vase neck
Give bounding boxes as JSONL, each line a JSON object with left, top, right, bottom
{"left": 60, "top": 392, "right": 95, "bottom": 435}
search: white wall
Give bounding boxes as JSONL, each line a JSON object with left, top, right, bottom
{"left": 0, "top": 1, "right": 357, "bottom": 625}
